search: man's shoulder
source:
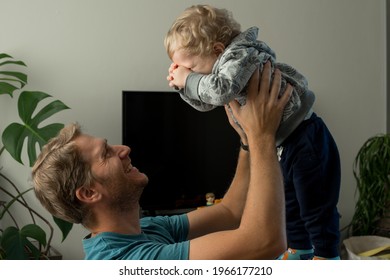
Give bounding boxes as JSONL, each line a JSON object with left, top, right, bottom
{"left": 140, "top": 214, "right": 189, "bottom": 229}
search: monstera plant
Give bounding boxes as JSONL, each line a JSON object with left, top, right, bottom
{"left": 0, "top": 53, "right": 72, "bottom": 259}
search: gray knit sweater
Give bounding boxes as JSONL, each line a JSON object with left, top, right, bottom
{"left": 178, "top": 26, "right": 315, "bottom": 146}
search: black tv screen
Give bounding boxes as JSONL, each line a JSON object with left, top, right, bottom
{"left": 122, "top": 91, "right": 239, "bottom": 216}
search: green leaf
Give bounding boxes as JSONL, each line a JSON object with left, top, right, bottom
{"left": 351, "top": 133, "right": 390, "bottom": 236}
{"left": 0, "top": 53, "right": 27, "bottom": 67}
{"left": 2, "top": 123, "right": 28, "bottom": 164}
{"left": 0, "top": 71, "right": 27, "bottom": 87}
{"left": 0, "top": 53, "right": 27, "bottom": 96}
{"left": 21, "top": 224, "right": 47, "bottom": 247}
{"left": 2, "top": 91, "right": 70, "bottom": 166}
{"left": 0, "top": 60, "right": 27, "bottom": 67}
{"left": 53, "top": 216, "right": 74, "bottom": 242}
{"left": 0, "top": 53, "right": 13, "bottom": 60}
{"left": 19, "top": 92, "right": 69, "bottom": 125}
{"left": 0, "top": 53, "right": 13, "bottom": 59}
{"left": 0, "top": 225, "right": 46, "bottom": 259}
{"left": 0, "top": 227, "right": 26, "bottom": 259}
{"left": 0, "top": 81, "right": 18, "bottom": 97}
{"left": 24, "top": 238, "right": 41, "bottom": 259}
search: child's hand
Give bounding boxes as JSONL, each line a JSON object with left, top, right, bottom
{"left": 167, "top": 63, "right": 178, "bottom": 80}
{"left": 167, "top": 63, "right": 191, "bottom": 89}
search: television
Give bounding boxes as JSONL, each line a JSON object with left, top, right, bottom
{"left": 122, "top": 91, "right": 240, "bottom": 216}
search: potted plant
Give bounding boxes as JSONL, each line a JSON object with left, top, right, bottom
{"left": 349, "top": 134, "right": 390, "bottom": 237}
{"left": 0, "top": 53, "right": 72, "bottom": 259}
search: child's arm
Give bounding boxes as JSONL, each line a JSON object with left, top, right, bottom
{"left": 167, "top": 63, "right": 218, "bottom": 112}
{"left": 185, "top": 46, "right": 263, "bottom": 107}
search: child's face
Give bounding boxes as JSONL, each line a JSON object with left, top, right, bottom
{"left": 172, "top": 48, "right": 218, "bottom": 75}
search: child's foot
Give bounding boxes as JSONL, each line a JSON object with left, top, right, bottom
{"left": 277, "top": 248, "right": 314, "bottom": 260}
{"left": 312, "top": 255, "right": 341, "bottom": 260}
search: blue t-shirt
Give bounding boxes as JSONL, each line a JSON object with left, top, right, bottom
{"left": 83, "top": 214, "right": 190, "bottom": 260}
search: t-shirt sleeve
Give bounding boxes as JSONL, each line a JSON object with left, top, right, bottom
{"left": 150, "top": 214, "right": 189, "bottom": 242}
{"left": 136, "top": 214, "right": 190, "bottom": 259}
{"left": 168, "top": 214, "right": 190, "bottom": 242}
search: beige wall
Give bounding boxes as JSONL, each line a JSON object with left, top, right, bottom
{"left": 0, "top": 0, "right": 386, "bottom": 259}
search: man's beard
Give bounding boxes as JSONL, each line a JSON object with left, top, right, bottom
{"left": 108, "top": 181, "right": 145, "bottom": 213}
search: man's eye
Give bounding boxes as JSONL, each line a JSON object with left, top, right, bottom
{"left": 106, "top": 145, "right": 115, "bottom": 158}
{"left": 103, "top": 145, "right": 111, "bottom": 158}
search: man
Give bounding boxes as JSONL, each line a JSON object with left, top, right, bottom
{"left": 32, "top": 62, "right": 291, "bottom": 259}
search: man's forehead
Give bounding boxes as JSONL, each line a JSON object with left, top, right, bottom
{"left": 74, "top": 134, "right": 105, "bottom": 160}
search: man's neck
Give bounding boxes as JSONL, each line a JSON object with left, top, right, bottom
{"left": 89, "top": 206, "right": 142, "bottom": 237}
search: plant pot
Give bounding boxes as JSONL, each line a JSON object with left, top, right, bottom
{"left": 343, "top": 235, "right": 390, "bottom": 260}
{"left": 30, "top": 241, "right": 62, "bottom": 260}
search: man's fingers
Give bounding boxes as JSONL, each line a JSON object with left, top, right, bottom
{"left": 279, "top": 84, "right": 293, "bottom": 108}
{"left": 269, "top": 69, "right": 282, "bottom": 102}
{"left": 246, "top": 66, "right": 260, "bottom": 100}
{"left": 259, "top": 61, "right": 272, "bottom": 95}
{"left": 224, "top": 105, "right": 235, "bottom": 126}
{"left": 228, "top": 100, "right": 240, "bottom": 116}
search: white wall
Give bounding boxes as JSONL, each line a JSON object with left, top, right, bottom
{"left": 0, "top": 0, "right": 386, "bottom": 260}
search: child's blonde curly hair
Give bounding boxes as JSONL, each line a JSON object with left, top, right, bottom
{"left": 164, "top": 5, "right": 241, "bottom": 59}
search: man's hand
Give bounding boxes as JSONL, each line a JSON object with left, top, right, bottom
{"left": 167, "top": 63, "right": 191, "bottom": 89}
{"left": 224, "top": 104, "right": 248, "bottom": 146}
{"left": 228, "top": 61, "right": 292, "bottom": 142}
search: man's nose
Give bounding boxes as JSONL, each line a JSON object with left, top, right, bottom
{"left": 116, "top": 145, "right": 131, "bottom": 158}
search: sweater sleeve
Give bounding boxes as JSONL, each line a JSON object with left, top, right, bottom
{"left": 178, "top": 74, "right": 218, "bottom": 112}
{"left": 184, "top": 45, "right": 261, "bottom": 108}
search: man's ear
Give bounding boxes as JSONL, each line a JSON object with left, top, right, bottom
{"left": 76, "top": 185, "right": 102, "bottom": 204}
{"left": 213, "top": 42, "right": 225, "bottom": 56}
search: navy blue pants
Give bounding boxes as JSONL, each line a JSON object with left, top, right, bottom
{"left": 278, "top": 113, "right": 341, "bottom": 258}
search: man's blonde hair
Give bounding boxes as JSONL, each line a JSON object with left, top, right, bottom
{"left": 32, "top": 123, "right": 93, "bottom": 224}
{"left": 164, "top": 4, "right": 241, "bottom": 59}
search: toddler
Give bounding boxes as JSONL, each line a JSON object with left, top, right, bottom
{"left": 165, "top": 4, "right": 341, "bottom": 260}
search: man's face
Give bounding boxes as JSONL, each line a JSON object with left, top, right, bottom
{"left": 75, "top": 134, "right": 148, "bottom": 209}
